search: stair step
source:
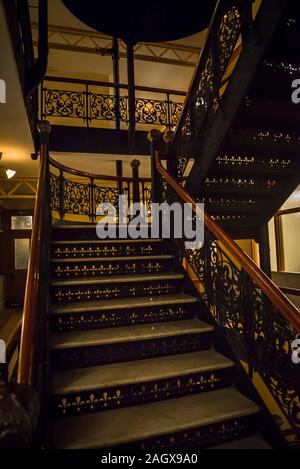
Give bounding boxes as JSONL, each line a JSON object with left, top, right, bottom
{"left": 51, "top": 293, "right": 198, "bottom": 315}
{"left": 51, "top": 388, "right": 260, "bottom": 449}
{"left": 51, "top": 239, "right": 167, "bottom": 259}
{"left": 52, "top": 239, "right": 163, "bottom": 245}
{"left": 51, "top": 254, "right": 173, "bottom": 263}
{"left": 51, "top": 273, "right": 184, "bottom": 304}
{"left": 209, "top": 434, "right": 271, "bottom": 449}
{"left": 51, "top": 255, "right": 174, "bottom": 279}
{"left": 52, "top": 350, "right": 233, "bottom": 394}
{"left": 51, "top": 350, "right": 235, "bottom": 416}
{"left": 51, "top": 319, "right": 213, "bottom": 350}
{"left": 51, "top": 319, "right": 214, "bottom": 369}
{"left": 51, "top": 350, "right": 235, "bottom": 417}
{"left": 51, "top": 272, "right": 183, "bottom": 287}
{"left": 50, "top": 293, "right": 198, "bottom": 332}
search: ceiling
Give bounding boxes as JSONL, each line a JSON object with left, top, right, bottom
{"left": 29, "top": 0, "right": 211, "bottom": 49}
{"left": 60, "top": 0, "right": 217, "bottom": 43}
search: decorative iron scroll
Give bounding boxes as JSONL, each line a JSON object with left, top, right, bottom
{"left": 42, "top": 86, "right": 183, "bottom": 128}
{"left": 50, "top": 173, "right": 60, "bottom": 212}
{"left": 159, "top": 177, "right": 300, "bottom": 445}
{"left": 49, "top": 165, "right": 152, "bottom": 222}
{"left": 44, "top": 89, "right": 85, "bottom": 120}
{"left": 90, "top": 94, "right": 128, "bottom": 122}
{"left": 135, "top": 98, "right": 167, "bottom": 125}
{"left": 182, "top": 228, "right": 300, "bottom": 442}
{"left": 63, "top": 179, "right": 91, "bottom": 216}
{"left": 174, "top": 0, "right": 246, "bottom": 179}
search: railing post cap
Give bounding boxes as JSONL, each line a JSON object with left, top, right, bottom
{"left": 130, "top": 159, "right": 141, "bottom": 168}
{"left": 38, "top": 120, "right": 51, "bottom": 134}
{"left": 164, "top": 130, "right": 175, "bottom": 143}
{"left": 147, "top": 129, "right": 162, "bottom": 142}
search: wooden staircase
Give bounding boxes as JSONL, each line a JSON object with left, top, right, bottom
{"left": 48, "top": 223, "right": 271, "bottom": 449}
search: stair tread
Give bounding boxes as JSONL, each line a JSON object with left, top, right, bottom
{"left": 51, "top": 388, "right": 260, "bottom": 449}
{"left": 208, "top": 434, "right": 271, "bottom": 449}
{"left": 51, "top": 254, "right": 173, "bottom": 263}
{"left": 52, "top": 350, "right": 234, "bottom": 395}
{"left": 52, "top": 239, "right": 163, "bottom": 245}
{"left": 51, "top": 319, "right": 213, "bottom": 350}
{"left": 51, "top": 272, "right": 184, "bottom": 286}
{"left": 51, "top": 293, "right": 198, "bottom": 315}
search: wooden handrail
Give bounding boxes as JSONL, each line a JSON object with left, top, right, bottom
{"left": 44, "top": 76, "right": 186, "bottom": 97}
{"left": 155, "top": 151, "right": 300, "bottom": 333}
{"left": 49, "top": 157, "right": 151, "bottom": 183}
{"left": 18, "top": 140, "right": 49, "bottom": 385}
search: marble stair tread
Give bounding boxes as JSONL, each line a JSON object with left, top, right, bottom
{"left": 51, "top": 272, "right": 184, "bottom": 287}
{"left": 52, "top": 238, "right": 163, "bottom": 245}
{"left": 51, "top": 319, "right": 213, "bottom": 350}
{"left": 52, "top": 350, "right": 234, "bottom": 395}
{"left": 51, "top": 388, "right": 260, "bottom": 449}
{"left": 51, "top": 254, "right": 173, "bottom": 263}
{"left": 52, "top": 223, "right": 151, "bottom": 229}
{"left": 51, "top": 293, "right": 198, "bottom": 315}
{"left": 208, "top": 434, "right": 271, "bottom": 449}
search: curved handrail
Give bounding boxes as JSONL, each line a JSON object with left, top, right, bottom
{"left": 49, "top": 157, "right": 151, "bottom": 183}
{"left": 155, "top": 151, "right": 300, "bottom": 332}
{"left": 173, "top": 0, "right": 221, "bottom": 139}
{"left": 18, "top": 140, "right": 49, "bottom": 385}
{"left": 173, "top": 0, "right": 244, "bottom": 143}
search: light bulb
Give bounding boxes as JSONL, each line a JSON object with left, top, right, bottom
{"left": 6, "top": 169, "right": 16, "bottom": 179}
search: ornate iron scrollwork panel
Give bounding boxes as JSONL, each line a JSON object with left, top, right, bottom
{"left": 44, "top": 89, "right": 85, "bottom": 119}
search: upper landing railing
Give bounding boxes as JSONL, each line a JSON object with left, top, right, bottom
{"left": 41, "top": 76, "right": 186, "bottom": 131}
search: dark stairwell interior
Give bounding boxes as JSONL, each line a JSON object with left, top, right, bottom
{"left": 1, "top": 0, "right": 300, "bottom": 451}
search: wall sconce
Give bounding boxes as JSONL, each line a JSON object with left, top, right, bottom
{"left": 0, "top": 152, "right": 16, "bottom": 179}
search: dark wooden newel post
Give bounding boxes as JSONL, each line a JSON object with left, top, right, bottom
{"left": 131, "top": 159, "right": 140, "bottom": 205}
{"left": 258, "top": 223, "right": 272, "bottom": 278}
{"left": 148, "top": 129, "right": 162, "bottom": 205}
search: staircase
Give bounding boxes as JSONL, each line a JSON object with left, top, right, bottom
{"left": 48, "top": 223, "right": 272, "bottom": 449}
{"left": 187, "top": 2, "right": 300, "bottom": 240}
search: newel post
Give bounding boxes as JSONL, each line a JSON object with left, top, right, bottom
{"left": 131, "top": 159, "right": 141, "bottom": 205}
{"left": 38, "top": 119, "right": 51, "bottom": 151}
{"left": 148, "top": 129, "right": 162, "bottom": 204}
{"left": 164, "top": 130, "right": 177, "bottom": 180}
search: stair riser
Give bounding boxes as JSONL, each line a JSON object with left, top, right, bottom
{"left": 117, "top": 414, "right": 260, "bottom": 450}
{"left": 51, "top": 303, "right": 196, "bottom": 332}
{"left": 52, "top": 367, "right": 235, "bottom": 418}
{"left": 51, "top": 332, "right": 213, "bottom": 370}
{"left": 51, "top": 242, "right": 165, "bottom": 259}
{"left": 51, "top": 279, "right": 183, "bottom": 304}
{"left": 51, "top": 258, "right": 173, "bottom": 280}
{"left": 52, "top": 228, "right": 155, "bottom": 242}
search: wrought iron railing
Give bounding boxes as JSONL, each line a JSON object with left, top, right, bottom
{"left": 173, "top": 0, "right": 251, "bottom": 179}
{"left": 41, "top": 77, "right": 185, "bottom": 130}
{"left": 49, "top": 157, "right": 152, "bottom": 222}
{"left": 153, "top": 147, "right": 300, "bottom": 448}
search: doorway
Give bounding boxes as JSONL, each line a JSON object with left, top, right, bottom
{"left": 0, "top": 211, "right": 33, "bottom": 306}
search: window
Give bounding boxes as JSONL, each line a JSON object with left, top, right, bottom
{"left": 11, "top": 215, "right": 33, "bottom": 230}
{"left": 14, "top": 238, "right": 30, "bottom": 270}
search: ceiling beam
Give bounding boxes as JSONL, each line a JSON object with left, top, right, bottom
{"left": 31, "top": 23, "right": 201, "bottom": 68}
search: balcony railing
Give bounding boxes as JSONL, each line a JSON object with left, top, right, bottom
{"left": 41, "top": 77, "right": 186, "bottom": 130}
